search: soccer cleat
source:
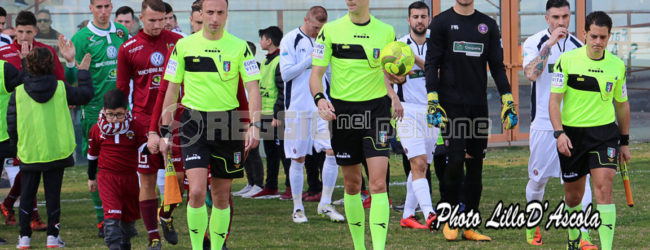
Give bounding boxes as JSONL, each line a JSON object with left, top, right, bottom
{"left": 400, "top": 215, "right": 427, "bottom": 229}
{"left": 30, "top": 214, "right": 47, "bottom": 231}
{"left": 16, "top": 236, "right": 30, "bottom": 249}
{"left": 333, "top": 197, "right": 345, "bottom": 205}
{"left": 580, "top": 239, "right": 597, "bottom": 250}
{"left": 462, "top": 229, "right": 492, "bottom": 241}
{"left": 46, "top": 235, "right": 65, "bottom": 248}
{"left": 292, "top": 209, "right": 308, "bottom": 223}
{"left": 317, "top": 204, "right": 345, "bottom": 222}
{"left": 443, "top": 223, "right": 459, "bottom": 241}
{"left": 304, "top": 192, "right": 322, "bottom": 202}
{"left": 1, "top": 203, "right": 16, "bottom": 226}
{"left": 526, "top": 226, "right": 543, "bottom": 245}
{"left": 97, "top": 221, "right": 105, "bottom": 238}
{"left": 426, "top": 212, "right": 437, "bottom": 231}
{"left": 147, "top": 239, "right": 162, "bottom": 250}
{"left": 232, "top": 184, "right": 252, "bottom": 196}
{"left": 566, "top": 233, "right": 581, "bottom": 250}
{"left": 360, "top": 190, "right": 370, "bottom": 201}
{"left": 160, "top": 217, "right": 178, "bottom": 245}
{"left": 363, "top": 196, "right": 371, "bottom": 208}
{"left": 279, "top": 187, "right": 292, "bottom": 200}
{"left": 241, "top": 185, "right": 263, "bottom": 198}
{"left": 251, "top": 187, "right": 280, "bottom": 199}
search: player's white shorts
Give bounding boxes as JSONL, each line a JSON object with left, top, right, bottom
{"left": 284, "top": 115, "right": 331, "bottom": 159}
{"left": 528, "top": 129, "right": 560, "bottom": 182}
{"left": 395, "top": 102, "right": 438, "bottom": 164}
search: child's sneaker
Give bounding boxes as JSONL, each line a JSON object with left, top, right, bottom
{"left": 46, "top": 235, "right": 65, "bottom": 248}
{"left": 16, "top": 236, "right": 30, "bottom": 249}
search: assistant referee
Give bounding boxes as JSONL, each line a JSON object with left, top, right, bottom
{"left": 159, "top": 0, "right": 262, "bottom": 249}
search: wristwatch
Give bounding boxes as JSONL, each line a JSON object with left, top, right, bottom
{"left": 553, "top": 130, "right": 565, "bottom": 139}
{"left": 249, "top": 121, "right": 261, "bottom": 129}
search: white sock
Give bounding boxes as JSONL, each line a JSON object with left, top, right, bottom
{"left": 581, "top": 175, "right": 593, "bottom": 233}
{"left": 526, "top": 178, "right": 547, "bottom": 221}
{"left": 289, "top": 160, "right": 305, "bottom": 212}
{"left": 412, "top": 177, "right": 434, "bottom": 217}
{"left": 320, "top": 155, "right": 338, "bottom": 206}
{"left": 402, "top": 173, "right": 417, "bottom": 219}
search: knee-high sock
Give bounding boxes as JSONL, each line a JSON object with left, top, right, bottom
{"left": 320, "top": 155, "right": 338, "bottom": 206}
{"left": 526, "top": 178, "right": 548, "bottom": 221}
{"left": 209, "top": 206, "right": 231, "bottom": 250}
{"left": 581, "top": 175, "right": 593, "bottom": 234}
{"left": 565, "top": 203, "right": 582, "bottom": 241}
{"left": 369, "top": 192, "right": 389, "bottom": 250}
{"left": 402, "top": 173, "right": 417, "bottom": 219}
{"left": 289, "top": 160, "right": 305, "bottom": 212}
{"left": 139, "top": 199, "right": 160, "bottom": 241}
{"left": 597, "top": 204, "right": 615, "bottom": 250}
{"left": 344, "top": 192, "right": 365, "bottom": 250}
{"left": 187, "top": 204, "right": 208, "bottom": 250}
{"left": 412, "top": 177, "right": 434, "bottom": 217}
{"left": 159, "top": 203, "right": 176, "bottom": 220}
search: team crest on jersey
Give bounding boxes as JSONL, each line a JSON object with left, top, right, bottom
{"left": 109, "top": 69, "right": 117, "bottom": 79}
{"left": 533, "top": 168, "right": 539, "bottom": 176}
{"left": 373, "top": 48, "right": 381, "bottom": 59}
{"left": 234, "top": 152, "right": 242, "bottom": 165}
{"left": 150, "top": 52, "right": 165, "bottom": 67}
{"left": 152, "top": 74, "right": 162, "bottom": 86}
{"left": 116, "top": 29, "right": 125, "bottom": 38}
{"left": 606, "top": 82, "right": 614, "bottom": 93}
{"left": 478, "top": 23, "right": 488, "bottom": 34}
{"left": 107, "top": 46, "right": 118, "bottom": 59}
{"left": 126, "top": 130, "right": 135, "bottom": 140}
{"left": 223, "top": 61, "right": 231, "bottom": 72}
{"left": 607, "top": 147, "right": 616, "bottom": 162}
{"left": 379, "top": 131, "right": 388, "bottom": 147}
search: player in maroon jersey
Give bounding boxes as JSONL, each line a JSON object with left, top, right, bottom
{"left": 87, "top": 90, "right": 149, "bottom": 250}
{"left": 115, "top": 0, "right": 183, "bottom": 247}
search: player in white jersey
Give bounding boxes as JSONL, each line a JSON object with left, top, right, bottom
{"left": 394, "top": 2, "right": 438, "bottom": 230}
{"left": 280, "top": 6, "right": 344, "bottom": 224}
{"left": 522, "top": 1, "right": 595, "bottom": 248}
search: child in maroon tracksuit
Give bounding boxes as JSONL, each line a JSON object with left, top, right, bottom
{"left": 87, "top": 89, "right": 150, "bottom": 249}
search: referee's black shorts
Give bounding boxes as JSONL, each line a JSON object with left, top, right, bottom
{"left": 559, "top": 122, "right": 619, "bottom": 183}
{"left": 330, "top": 95, "right": 393, "bottom": 166}
{"left": 179, "top": 108, "right": 246, "bottom": 179}
{"left": 440, "top": 103, "right": 490, "bottom": 161}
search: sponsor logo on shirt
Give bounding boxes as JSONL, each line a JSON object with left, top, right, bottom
{"left": 152, "top": 74, "right": 162, "bottom": 87}
{"left": 165, "top": 59, "right": 178, "bottom": 77}
{"left": 122, "top": 39, "right": 137, "bottom": 48}
{"left": 2, "top": 52, "right": 18, "bottom": 58}
{"left": 452, "top": 41, "right": 484, "bottom": 57}
{"left": 107, "top": 45, "right": 118, "bottom": 59}
{"left": 353, "top": 33, "right": 370, "bottom": 39}
{"left": 95, "top": 60, "right": 117, "bottom": 68}
{"left": 312, "top": 43, "right": 325, "bottom": 60}
{"left": 108, "top": 69, "right": 117, "bottom": 79}
{"left": 244, "top": 59, "right": 260, "bottom": 76}
{"left": 128, "top": 45, "right": 143, "bottom": 54}
{"left": 107, "top": 209, "right": 122, "bottom": 214}
{"left": 450, "top": 25, "right": 459, "bottom": 31}
{"left": 551, "top": 72, "right": 564, "bottom": 88}
{"left": 150, "top": 52, "right": 165, "bottom": 67}
{"left": 137, "top": 67, "right": 164, "bottom": 76}
{"left": 478, "top": 23, "right": 489, "bottom": 34}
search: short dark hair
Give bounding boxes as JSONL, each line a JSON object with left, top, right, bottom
{"left": 308, "top": 6, "right": 327, "bottom": 23}
{"left": 142, "top": 0, "right": 166, "bottom": 13}
{"left": 164, "top": 2, "right": 173, "bottom": 14}
{"left": 258, "top": 26, "right": 283, "bottom": 47}
{"left": 585, "top": 11, "right": 613, "bottom": 33}
{"left": 199, "top": 0, "right": 228, "bottom": 9}
{"left": 408, "top": 1, "right": 430, "bottom": 16}
{"left": 36, "top": 9, "right": 51, "bottom": 18}
{"left": 546, "top": 0, "right": 570, "bottom": 11}
{"left": 103, "top": 89, "right": 129, "bottom": 109}
{"left": 173, "top": 14, "right": 177, "bottom": 21}
{"left": 246, "top": 41, "right": 256, "bottom": 55}
{"left": 0, "top": 7, "right": 7, "bottom": 17}
{"left": 115, "top": 6, "right": 134, "bottom": 18}
{"left": 25, "top": 47, "right": 55, "bottom": 76}
{"left": 191, "top": 0, "right": 202, "bottom": 13}
{"left": 15, "top": 11, "right": 37, "bottom": 27}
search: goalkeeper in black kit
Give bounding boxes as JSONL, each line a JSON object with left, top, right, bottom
{"left": 424, "top": 0, "right": 518, "bottom": 241}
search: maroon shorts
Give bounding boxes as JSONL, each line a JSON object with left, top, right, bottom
{"left": 98, "top": 172, "right": 140, "bottom": 222}
{"left": 137, "top": 147, "right": 184, "bottom": 174}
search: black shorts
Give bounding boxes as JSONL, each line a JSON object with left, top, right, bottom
{"left": 0, "top": 140, "right": 16, "bottom": 159}
{"left": 440, "top": 103, "right": 489, "bottom": 161}
{"left": 559, "top": 123, "right": 619, "bottom": 183}
{"left": 179, "top": 108, "right": 246, "bottom": 179}
{"left": 330, "top": 96, "right": 393, "bottom": 166}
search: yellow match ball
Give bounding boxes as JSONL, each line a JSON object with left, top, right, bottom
{"left": 380, "top": 41, "right": 415, "bottom": 76}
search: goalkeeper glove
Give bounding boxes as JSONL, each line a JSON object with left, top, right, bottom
{"left": 501, "top": 93, "right": 518, "bottom": 130}
{"left": 427, "top": 92, "right": 448, "bottom": 128}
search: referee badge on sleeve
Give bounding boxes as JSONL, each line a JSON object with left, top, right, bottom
{"left": 551, "top": 72, "right": 564, "bottom": 88}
